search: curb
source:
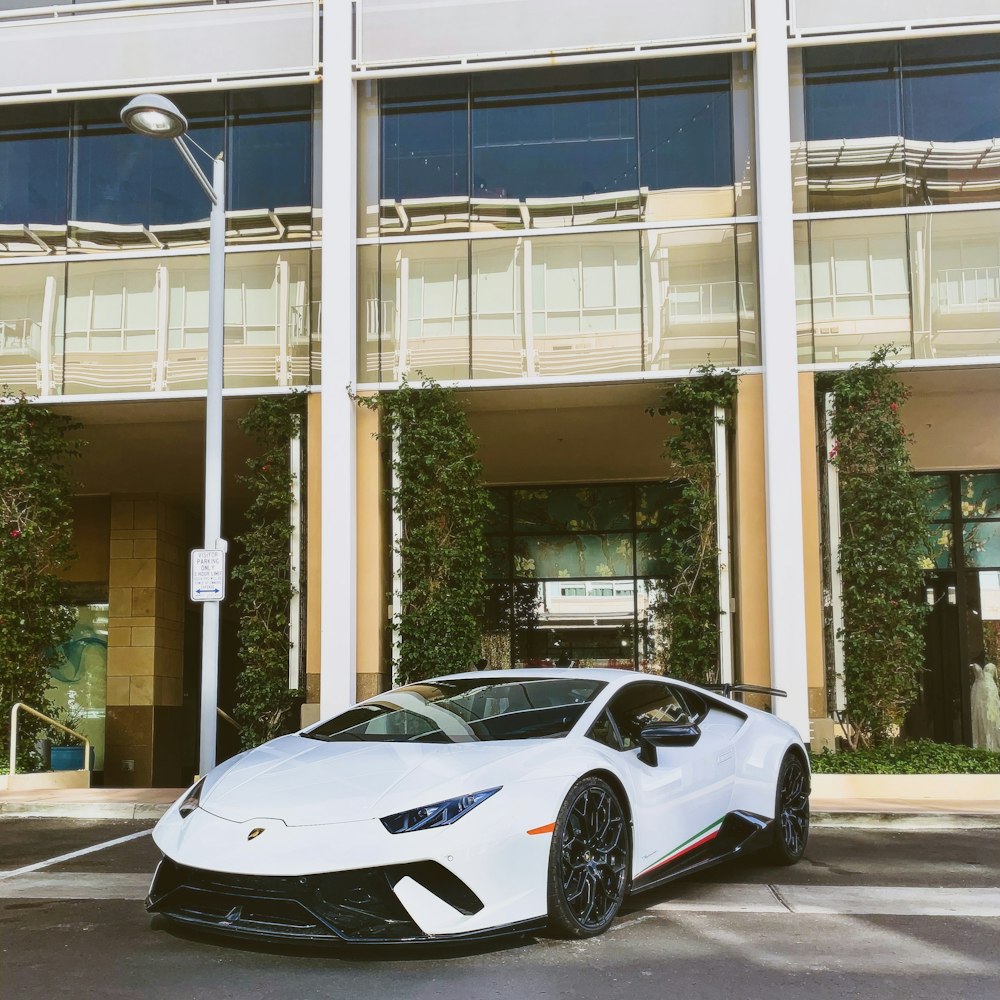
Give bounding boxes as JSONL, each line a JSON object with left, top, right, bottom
{"left": 812, "top": 812, "right": 1000, "bottom": 830}
{"left": 0, "top": 803, "right": 170, "bottom": 821}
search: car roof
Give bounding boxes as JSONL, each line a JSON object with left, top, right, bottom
{"left": 414, "top": 668, "right": 687, "bottom": 690}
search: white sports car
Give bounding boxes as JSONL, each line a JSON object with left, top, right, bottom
{"left": 147, "top": 669, "right": 810, "bottom": 944}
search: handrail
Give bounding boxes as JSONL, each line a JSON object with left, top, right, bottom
{"left": 217, "top": 707, "right": 243, "bottom": 733}
{"left": 9, "top": 702, "right": 91, "bottom": 776}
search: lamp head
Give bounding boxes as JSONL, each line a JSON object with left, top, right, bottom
{"left": 121, "top": 94, "right": 188, "bottom": 139}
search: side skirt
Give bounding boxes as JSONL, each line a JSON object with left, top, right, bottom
{"left": 628, "top": 810, "right": 774, "bottom": 896}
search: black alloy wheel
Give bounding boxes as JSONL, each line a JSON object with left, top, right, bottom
{"left": 547, "top": 776, "right": 630, "bottom": 938}
{"left": 768, "top": 752, "right": 810, "bottom": 865}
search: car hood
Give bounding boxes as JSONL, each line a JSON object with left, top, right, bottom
{"left": 199, "top": 734, "right": 548, "bottom": 826}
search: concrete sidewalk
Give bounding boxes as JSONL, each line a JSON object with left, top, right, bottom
{"left": 1, "top": 786, "right": 999, "bottom": 827}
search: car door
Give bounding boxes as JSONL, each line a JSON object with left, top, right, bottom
{"left": 602, "top": 680, "right": 737, "bottom": 883}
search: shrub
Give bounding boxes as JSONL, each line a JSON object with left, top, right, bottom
{"left": 231, "top": 393, "right": 306, "bottom": 748}
{"left": 828, "top": 346, "right": 927, "bottom": 747}
{"left": 0, "top": 392, "right": 81, "bottom": 766}
{"left": 646, "top": 366, "right": 738, "bottom": 685}
{"left": 356, "top": 380, "right": 491, "bottom": 684}
{"left": 811, "top": 740, "right": 1000, "bottom": 775}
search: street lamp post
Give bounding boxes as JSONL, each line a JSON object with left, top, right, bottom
{"left": 121, "top": 93, "right": 226, "bottom": 776}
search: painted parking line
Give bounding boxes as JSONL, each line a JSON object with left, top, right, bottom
{"left": 0, "top": 828, "right": 152, "bottom": 880}
{"left": 648, "top": 884, "right": 1000, "bottom": 917}
{"left": 0, "top": 873, "right": 150, "bottom": 900}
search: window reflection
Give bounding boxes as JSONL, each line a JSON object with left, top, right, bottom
{"left": 643, "top": 226, "right": 743, "bottom": 370}
{"left": 807, "top": 216, "right": 911, "bottom": 363}
{"left": 71, "top": 94, "right": 225, "bottom": 248}
{"left": 640, "top": 56, "right": 734, "bottom": 221}
{"left": 0, "top": 262, "right": 64, "bottom": 395}
{"left": 362, "top": 226, "right": 758, "bottom": 381}
{"left": 381, "top": 77, "right": 469, "bottom": 234}
{"left": 58, "top": 250, "right": 311, "bottom": 394}
{"left": 374, "top": 56, "right": 751, "bottom": 234}
{"left": 911, "top": 210, "right": 1000, "bottom": 359}
{"left": 0, "top": 87, "right": 315, "bottom": 256}
{"left": 799, "top": 41, "right": 1000, "bottom": 211}
{"left": 0, "top": 104, "right": 70, "bottom": 253}
{"left": 228, "top": 88, "right": 312, "bottom": 213}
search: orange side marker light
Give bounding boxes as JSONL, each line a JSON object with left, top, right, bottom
{"left": 527, "top": 822, "right": 555, "bottom": 836}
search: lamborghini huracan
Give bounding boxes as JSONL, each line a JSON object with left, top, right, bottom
{"left": 146, "top": 669, "right": 810, "bottom": 944}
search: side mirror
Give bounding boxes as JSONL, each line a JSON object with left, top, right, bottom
{"left": 637, "top": 722, "right": 701, "bottom": 766}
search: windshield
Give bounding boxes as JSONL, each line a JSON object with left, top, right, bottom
{"left": 303, "top": 677, "right": 606, "bottom": 744}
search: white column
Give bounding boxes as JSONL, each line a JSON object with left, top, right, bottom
{"left": 754, "top": 0, "right": 811, "bottom": 739}
{"left": 714, "top": 405, "right": 734, "bottom": 686}
{"left": 320, "top": 0, "right": 358, "bottom": 717}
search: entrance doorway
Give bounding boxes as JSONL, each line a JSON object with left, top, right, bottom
{"left": 909, "top": 473, "right": 1000, "bottom": 746}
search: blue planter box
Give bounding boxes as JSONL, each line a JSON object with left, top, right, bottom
{"left": 51, "top": 746, "right": 93, "bottom": 771}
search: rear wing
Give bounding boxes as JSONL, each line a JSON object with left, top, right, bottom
{"left": 704, "top": 683, "right": 787, "bottom": 702}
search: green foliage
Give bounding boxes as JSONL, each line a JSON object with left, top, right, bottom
{"left": 811, "top": 740, "right": 1000, "bottom": 774}
{"left": 231, "top": 393, "right": 306, "bottom": 748}
{"left": 0, "top": 391, "right": 81, "bottom": 764}
{"left": 648, "top": 366, "right": 738, "bottom": 685}
{"left": 829, "top": 345, "right": 928, "bottom": 747}
{"left": 357, "top": 380, "right": 491, "bottom": 684}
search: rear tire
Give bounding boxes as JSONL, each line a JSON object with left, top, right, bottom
{"left": 546, "top": 776, "right": 630, "bottom": 938}
{"left": 767, "top": 752, "right": 810, "bottom": 865}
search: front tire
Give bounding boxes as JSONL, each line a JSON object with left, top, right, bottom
{"left": 767, "top": 752, "right": 810, "bottom": 865}
{"left": 547, "top": 776, "right": 630, "bottom": 938}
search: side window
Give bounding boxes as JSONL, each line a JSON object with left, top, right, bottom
{"left": 586, "top": 710, "right": 622, "bottom": 750}
{"left": 607, "top": 682, "right": 694, "bottom": 751}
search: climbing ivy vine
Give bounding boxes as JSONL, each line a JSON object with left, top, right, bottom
{"left": 232, "top": 393, "right": 306, "bottom": 748}
{"left": 356, "top": 380, "right": 491, "bottom": 684}
{"left": 828, "top": 346, "right": 927, "bottom": 747}
{"left": 0, "top": 392, "right": 81, "bottom": 764}
{"left": 648, "top": 366, "right": 738, "bottom": 686}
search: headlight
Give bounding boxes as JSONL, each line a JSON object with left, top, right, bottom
{"left": 380, "top": 787, "right": 501, "bottom": 834}
{"left": 178, "top": 777, "right": 206, "bottom": 818}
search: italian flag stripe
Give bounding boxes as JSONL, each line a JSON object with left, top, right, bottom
{"left": 638, "top": 817, "right": 725, "bottom": 878}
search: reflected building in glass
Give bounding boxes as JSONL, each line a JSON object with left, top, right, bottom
{"left": 7, "top": 0, "right": 1000, "bottom": 788}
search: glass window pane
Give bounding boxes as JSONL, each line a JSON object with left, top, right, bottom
{"left": 921, "top": 473, "right": 953, "bottom": 522}
{"left": 803, "top": 44, "right": 904, "bottom": 211}
{"left": 964, "top": 521, "right": 1000, "bottom": 568}
{"left": 472, "top": 237, "right": 524, "bottom": 378}
{"left": 531, "top": 231, "right": 641, "bottom": 375}
{"left": 911, "top": 209, "right": 1000, "bottom": 360}
{"left": 0, "top": 262, "right": 64, "bottom": 395}
{"left": 736, "top": 223, "right": 759, "bottom": 365}
{"left": 902, "top": 38, "right": 1000, "bottom": 207}
{"left": 0, "top": 104, "right": 69, "bottom": 254}
{"left": 472, "top": 64, "right": 637, "bottom": 228}
{"left": 70, "top": 95, "right": 223, "bottom": 248}
{"left": 381, "top": 241, "right": 470, "bottom": 380}
{"left": 228, "top": 88, "right": 312, "bottom": 213}
{"left": 357, "top": 244, "right": 384, "bottom": 383}
{"left": 806, "top": 216, "right": 912, "bottom": 363}
{"left": 358, "top": 80, "right": 381, "bottom": 238}
{"left": 381, "top": 76, "right": 469, "bottom": 234}
{"left": 640, "top": 55, "right": 735, "bottom": 221}
{"left": 513, "top": 533, "right": 634, "bottom": 579}
{"left": 513, "top": 485, "right": 632, "bottom": 533}
{"left": 514, "top": 579, "right": 636, "bottom": 669}
{"left": 961, "top": 473, "right": 1000, "bottom": 520}
{"left": 644, "top": 225, "right": 740, "bottom": 370}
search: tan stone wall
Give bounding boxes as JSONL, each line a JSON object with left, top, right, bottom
{"left": 104, "top": 495, "right": 186, "bottom": 786}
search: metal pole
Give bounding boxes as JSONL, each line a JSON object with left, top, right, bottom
{"left": 198, "top": 153, "right": 226, "bottom": 776}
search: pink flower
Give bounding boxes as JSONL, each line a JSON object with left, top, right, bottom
{"left": 890, "top": 402, "right": 898, "bottom": 412}
{"left": 9, "top": 529, "right": 20, "bottom": 539}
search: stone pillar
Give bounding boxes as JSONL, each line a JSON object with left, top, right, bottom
{"left": 104, "top": 496, "right": 186, "bottom": 787}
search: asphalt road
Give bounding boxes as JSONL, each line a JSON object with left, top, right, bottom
{"left": 1, "top": 819, "right": 998, "bottom": 1000}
